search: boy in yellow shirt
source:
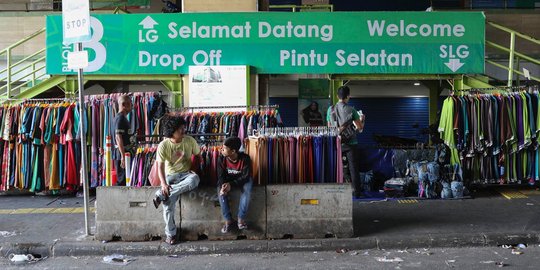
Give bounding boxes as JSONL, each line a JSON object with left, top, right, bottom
{"left": 153, "top": 116, "right": 201, "bottom": 245}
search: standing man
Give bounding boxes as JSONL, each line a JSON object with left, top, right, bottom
{"left": 327, "top": 85, "right": 366, "bottom": 198}
{"left": 113, "top": 95, "right": 133, "bottom": 186}
{"left": 217, "top": 137, "right": 253, "bottom": 233}
{"left": 152, "top": 116, "right": 201, "bottom": 245}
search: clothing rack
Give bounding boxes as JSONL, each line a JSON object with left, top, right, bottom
{"left": 367, "top": 144, "right": 436, "bottom": 150}
{"left": 136, "top": 134, "right": 227, "bottom": 146}
{"left": 22, "top": 98, "right": 78, "bottom": 104}
{"left": 258, "top": 126, "right": 337, "bottom": 136}
{"left": 137, "top": 135, "right": 163, "bottom": 138}
{"left": 137, "top": 141, "right": 160, "bottom": 145}
{"left": 452, "top": 85, "right": 527, "bottom": 94}
{"left": 171, "top": 104, "right": 279, "bottom": 113}
{"left": 137, "top": 133, "right": 227, "bottom": 139}
{"left": 84, "top": 92, "right": 165, "bottom": 102}
{"left": 192, "top": 133, "right": 227, "bottom": 137}
{"left": 196, "top": 139, "right": 223, "bottom": 144}
{"left": 0, "top": 97, "right": 78, "bottom": 104}
{"left": 440, "top": 87, "right": 540, "bottom": 185}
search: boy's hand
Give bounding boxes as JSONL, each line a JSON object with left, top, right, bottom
{"left": 161, "top": 183, "right": 171, "bottom": 198}
{"left": 220, "top": 183, "right": 231, "bottom": 195}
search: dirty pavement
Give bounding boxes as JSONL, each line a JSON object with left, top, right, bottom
{"left": 2, "top": 186, "right": 540, "bottom": 268}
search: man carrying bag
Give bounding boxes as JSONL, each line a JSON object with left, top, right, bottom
{"left": 327, "top": 85, "right": 366, "bottom": 198}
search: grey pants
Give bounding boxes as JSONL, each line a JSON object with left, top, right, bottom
{"left": 155, "top": 172, "right": 200, "bottom": 237}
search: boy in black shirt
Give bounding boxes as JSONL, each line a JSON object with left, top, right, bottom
{"left": 217, "top": 137, "right": 253, "bottom": 233}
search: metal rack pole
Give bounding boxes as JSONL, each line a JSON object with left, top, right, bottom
{"left": 172, "top": 104, "right": 279, "bottom": 111}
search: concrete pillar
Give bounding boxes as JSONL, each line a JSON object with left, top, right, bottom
{"left": 330, "top": 79, "right": 343, "bottom": 105}
{"left": 429, "top": 86, "right": 439, "bottom": 126}
{"left": 258, "top": 74, "right": 269, "bottom": 105}
{"left": 454, "top": 78, "right": 465, "bottom": 90}
{"left": 182, "top": 76, "right": 190, "bottom": 107}
{"left": 421, "top": 80, "right": 443, "bottom": 126}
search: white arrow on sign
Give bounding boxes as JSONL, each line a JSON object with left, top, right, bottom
{"left": 445, "top": 58, "right": 464, "bottom": 72}
{"left": 139, "top": 16, "right": 158, "bottom": 29}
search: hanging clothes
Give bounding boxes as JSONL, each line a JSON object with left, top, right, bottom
{"left": 439, "top": 87, "right": 540, "bottom": 185}
{"left": 0, "top": 95, "right": 167, "bottom": 192}
{"left": 84, "top": 92, "right": 166, "bottom": 187}
{"left": 247, "top": 128, "right": 341, "bottom": 184}
{"left": 0, "top": 100, "right": 84, "bottom": 192}
{"left": 172, "top": 108, "right": 283, "bottom": 145}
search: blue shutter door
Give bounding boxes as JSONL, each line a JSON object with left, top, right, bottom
{"left": 269, "top": 97, "right": 429, "bottom": 145}
{"left": 269, "top": 97, "right": 299, "bottom": 127}
{"left": 348, "top": 97, "right": 429, "bottom": 145}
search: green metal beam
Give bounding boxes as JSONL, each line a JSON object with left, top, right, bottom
{"left": 64, "top": 74, "right": 182, "bottom": 81}
{"left": 420, "top": 81, "right": 443, "bottom": 127}
{"left": 486, "top": 59, "right": 540, "bottom": 83}
{"left": 14, "top": 75, "right": 66, "bottom": 99}
{"left": 161, "top": 78, "right": 183, "bottom": 108}
{"left": 330, "top": 74, "right": 461, "bottom": 81}
{"left": 58, "top": 78, "right": 77, "bottom": 95}
{"left": 463, "top": 75, "right": 494, "bottom": 89}
{"left": 59, "top": 78, "right": 89, "bottom": 97}
{"left": 429, "top": 86, "right": 438, "bottom": 145}
{"left": 454, "top": 78, "right": 467, "bottom": 90}
{"left": 16, "top": 74, "right": 185, "bottom": 101}
{"left": 507, "top": 32, "right": 516, "bottom": 87}
{"left": 487, "top": 21, "right": 540, "bottom": 46}
{"left": 330, "top": 79, "right": 343, "bottom": 105}
{"left": 486, "top": 41, "right": 540, "bottom": 66}
{"left": 471, "top": 74, "right": 490, "bottom": 84}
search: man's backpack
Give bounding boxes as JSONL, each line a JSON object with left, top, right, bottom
{"left": 331, "top": 105, "right": 357, "bottom": 143}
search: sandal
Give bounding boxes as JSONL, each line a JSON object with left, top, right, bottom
{"left": 153, "top": 191, "right": 170, "bottom": 209}
{"left": 165, "top": 235, "right": 177, "bottom": 245}
{"left": 237, "top": 221, "right": 248, "bottom": 230}
{"left": 152, "top": 196, "right": 162, "bottom": 209}
{"left": 221, "top": 222, "right": 234, "bottom": 234}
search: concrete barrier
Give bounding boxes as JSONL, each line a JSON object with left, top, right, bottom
{"left": 180, "top": 186, "right": 266, "bottom": 241}
{"left": 96, "top": 184, "right": 350, "bottom": 241}
{"left": 95, "top": 187, "right": 180, "bottom": 241}
{"left": 266, "top": 184, "right": 353, "bottom": 239}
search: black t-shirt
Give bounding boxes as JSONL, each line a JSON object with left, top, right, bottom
{"left": 112, "top": 113, "right": 131, "bottom": 160}
{"left": 217, "top": 153, "right": 252, "bottom": 187}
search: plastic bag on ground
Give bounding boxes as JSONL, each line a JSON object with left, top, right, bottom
{"left": 103, "top": 254, "right": 136, "bottom": 265}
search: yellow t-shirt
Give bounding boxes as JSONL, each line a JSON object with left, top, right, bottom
{"left": 156, "top": 136, "right": 201, "bottom": 175}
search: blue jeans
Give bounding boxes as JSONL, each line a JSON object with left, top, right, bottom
{"left": 155, "top": 172, "right": 200, "bottom": 237}
{"left": 218, "top": 179, "right": 253, "bottom": 222}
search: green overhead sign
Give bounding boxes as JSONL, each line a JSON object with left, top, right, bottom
{"left": 46, "top": 12, "right": 485, "bottom": 75}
